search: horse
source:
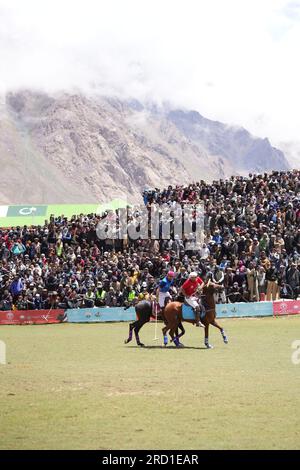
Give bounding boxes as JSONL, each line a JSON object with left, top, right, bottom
{"left": 162, "top": 281, "right": 228, "bottom": 348}
{"left": 124, "top": 298, "right": 185, "bottom": 347}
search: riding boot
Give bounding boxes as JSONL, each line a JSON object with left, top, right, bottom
{"left": 194, "top": 308, "right": 205, "bottom": 328}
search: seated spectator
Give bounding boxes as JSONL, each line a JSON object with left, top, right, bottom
{"left": 0, "top": 170, "right": 299, "bottom": 310}
{"left": 227, "top": 282, "right": 244, "bottom": 303}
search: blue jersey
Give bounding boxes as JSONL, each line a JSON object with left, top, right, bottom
{"left": 158, "top": 277, "right": 174, "bottom": 293}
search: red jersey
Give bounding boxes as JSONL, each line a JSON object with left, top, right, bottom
{"left": 182, "top": 277, "right": 203, "bottom": 296}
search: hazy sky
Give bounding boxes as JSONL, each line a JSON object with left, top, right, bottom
{"left": 0, "top": 0, "right": 300, "bottom": 143}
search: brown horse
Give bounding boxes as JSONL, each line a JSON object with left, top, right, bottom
{"left": 162, "top": 281, "right": 228, "bottom": 348}
{"left": 124, "top": 298, "right": 185, "bottom": 347}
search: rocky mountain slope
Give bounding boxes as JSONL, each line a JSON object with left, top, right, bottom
{"left": 0, "top": 90, "right": 290, "bottom": 204}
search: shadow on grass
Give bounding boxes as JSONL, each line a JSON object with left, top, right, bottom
{"left": 125, "top": 345, "right": 209, "bottom": 350}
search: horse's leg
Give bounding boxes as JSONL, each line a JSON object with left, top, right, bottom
{"left": 134, "top": 318, "right": 149, "bottom": 347}
{"left": 162, "top": 323, "right": 170, "bottom": 346}
{"left": 170, "top": 324, "right": 181, "bottom": 347}
{"left": 211, "top": 319, "right": 228, "bottom": 344}
{"left": 170, "top": 321, "right": 185, "bottom": 344}
{"left": 134, "top": 320, "right": 145, "bottom": 347}
{"left": 163, "top": 316, "right": 178, "bottom": 346}
{"left": 162, "top": 303, "right": 183, "bottom": 347}
{"left": 204, "top": 323, "right": 213, "bottom": 349}
{"left": 167, "top": 315, "right": 184, "bottom": 347}
{"left": 162, "top": 307, "right": 173, "bottom": 346}
{"left": 177, "top": 322, "right": 185, "bottom": 340}
{"left": 124, "top": 320, "right": 137, "bottom": 344}
{"left": 171, "top": 329, "right": 179, "bottom": 346}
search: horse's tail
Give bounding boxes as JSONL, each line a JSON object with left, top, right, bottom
{"left": 158, "top": 307, "right": 166, "bottom": 323}
{"left": 164, "top": 301, "right": 183, "bottom": 324}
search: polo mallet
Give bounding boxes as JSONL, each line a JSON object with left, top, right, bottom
{"left": 153, "top": 299, "right": 159, "bottom": 341}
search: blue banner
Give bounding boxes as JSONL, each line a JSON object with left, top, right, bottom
{"left": 216, "top": 301, "right": 273, "bottom": 318}
{"left": 66, "top": 307, "right": 136, "bottom": 323}
{"left": 66, "top": 302, "right": 273, "bottom": 323}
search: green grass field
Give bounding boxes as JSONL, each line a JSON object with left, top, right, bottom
{"left": 0, "top": 317, "right": 300, "bottom": 450}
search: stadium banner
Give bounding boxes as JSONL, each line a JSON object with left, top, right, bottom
{"left": 216, "top": 301, "right": 273, "bottom": 318}
{"left": 66, "top": 307, "right": 136, "bottom": 323}
{"left": 6, "top": 205, "right": 48, "bottom": 217}
{"left": 0, "top": 309, "right": 66, "bottom": 325}
{"left": 273, "top": 300, "right": 300, "bottom": 316}
{"left": 0, "top": 200, "right": 129, "bottom": 228}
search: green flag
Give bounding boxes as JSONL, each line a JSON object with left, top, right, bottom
{"left": 7, "top": 205, "right": 48, "bottom": 217}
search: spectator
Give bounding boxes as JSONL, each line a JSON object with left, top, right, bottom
{"left": 257, "top": 266, "right": 266, "bottom": 301}
{"left": 286, "top": 262, "right": 300, "bottom": 299}
{"left": 1, "top": 170, "right": 300, "bottom": 311}
{"left": 266, "top": 264, "right": 279, "bottom": 301}
{"left": 246, "top": 262, "right": 259, "bottom": 302}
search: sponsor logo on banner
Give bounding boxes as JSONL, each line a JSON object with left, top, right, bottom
{"left": 216, "top": 301, "right": 273, "bottom": 318}
{"left": 0, "top": 309, "right": 66, "bottom": 325}
{"left": 280, "top": 303, "right": 287, "bottom": 313}
{"left": 273, "top": 300, "right": 300, "bottom": 316}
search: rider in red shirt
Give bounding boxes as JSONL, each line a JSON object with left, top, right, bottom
{"left": 181, "top": 272, "right": 204, "bottom": 327}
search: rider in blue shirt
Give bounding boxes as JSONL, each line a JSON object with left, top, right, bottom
{"left": 156, "top": 271, "right": 176, "bottom": 310}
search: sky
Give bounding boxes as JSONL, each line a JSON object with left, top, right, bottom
{"left": 0, "top": 0, "right": 300, "bottom": 144}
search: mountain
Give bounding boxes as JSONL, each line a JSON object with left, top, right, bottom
{"left": 277, "top": 141, "right": 300, "bottom": 170}
{"left": 166, "top": 109, "right": 289, "bottom": 174}
{"left": 0, "top": 90, "right": 290, "bottom": 204}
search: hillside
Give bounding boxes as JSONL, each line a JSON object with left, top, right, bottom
{"left": 0, "top": 90, "right": 290, "bottom": 204}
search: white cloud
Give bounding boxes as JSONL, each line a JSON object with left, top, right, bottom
{"left": 0, "top": 0, "right": 300, "bottom": 143}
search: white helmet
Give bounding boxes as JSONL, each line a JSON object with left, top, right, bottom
{"left": 189, "top": 271, "right": 198, "bottom": 279}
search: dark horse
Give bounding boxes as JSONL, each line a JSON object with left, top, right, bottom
{"left": 162, "top": 281, "right": 228, "bottom": 348}
{"left": 124, "top": 299, "right": 184, "bottom": 347}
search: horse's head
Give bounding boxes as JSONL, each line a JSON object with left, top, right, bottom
{"left": 202, "top": 278, "right": 221, "bottom": 295}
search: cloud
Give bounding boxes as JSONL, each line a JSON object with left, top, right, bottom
{"left": 282, "top": 1, "right": 300, "bottom": 20}
{"left": 0, "top": 0, "right": 300, "bottom": 143}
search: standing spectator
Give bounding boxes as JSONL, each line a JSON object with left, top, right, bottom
{"left": 212, "top": 266, "right": 226, "bottom": 303}
{"left": 266, "top": 264, "right": 279, "bottom": 301}
{"left": 286, "top": 262, "right": 300, "bottom": 299}
{"left": 257, "top": 266, "right": 266, "bottom": 301}
{"left": 10, "top": 276, "right": 24, "bottom": 302}
{"left": 247, "top": 262, "right": 259, "bottom": 302}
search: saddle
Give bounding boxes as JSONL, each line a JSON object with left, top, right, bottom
{"left": 182, "top": 302, "right": 206, "bottom": 321}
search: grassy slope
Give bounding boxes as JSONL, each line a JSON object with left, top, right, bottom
{"left": 0, "top": 317, "right": 300, "bottom": 450}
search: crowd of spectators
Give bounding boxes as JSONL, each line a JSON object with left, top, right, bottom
{"left": 1, "top": 170, "right": 300, "bottom": 311}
